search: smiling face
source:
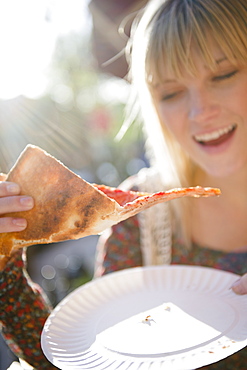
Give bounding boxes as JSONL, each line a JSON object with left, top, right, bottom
{"left": 135, "top": 0, "right": 247, "bottom": 184}
{"left": 151, "top": 39, "right": 247, "bottom": 179}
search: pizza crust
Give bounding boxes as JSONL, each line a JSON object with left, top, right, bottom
{"left": 0, "top": 145, "right": 121, "bottom": 256}
{"left": 0, "top": 145, "right": 220, "bottom": 256}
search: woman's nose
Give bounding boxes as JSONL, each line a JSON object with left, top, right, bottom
{"left": 188, "top": 88, "right": 219, "bottom": 123}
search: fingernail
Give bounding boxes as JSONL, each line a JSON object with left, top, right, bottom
{"left": 20, "top": 196, "right": 34, "bottom": 208}
{"left": 12, "top": 218, "right": 27, "bottom": 228}
{"left": 7, "top": 184, "right": 20, "bottom": 194}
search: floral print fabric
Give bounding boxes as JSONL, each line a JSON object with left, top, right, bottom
{"left": 0, "top": 249, "right": 58, "bottom": 369}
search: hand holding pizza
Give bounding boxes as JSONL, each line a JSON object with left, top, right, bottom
{"left": 0, "top": 177, "right": 34, "bottom": 233}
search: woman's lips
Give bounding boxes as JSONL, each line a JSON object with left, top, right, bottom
{"left": 193, "top": 124, "right": 237, "bottom": 146}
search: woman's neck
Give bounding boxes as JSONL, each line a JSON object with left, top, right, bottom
{"left": 194, "top": 166, "right": 247, "bottom": 205}
{"left": 190, "top": 166, "right": 247, "bottom": 252}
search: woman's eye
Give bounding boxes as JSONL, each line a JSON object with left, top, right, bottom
{"left": 161, "top": 91, "right": 181, "bottom": 101}
{"left": 213, "top": 70, "right": 238, "bottom": 82}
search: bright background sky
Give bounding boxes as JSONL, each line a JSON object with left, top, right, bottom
{"left": 0, "top": 0, "right": 91, "bottom": 100}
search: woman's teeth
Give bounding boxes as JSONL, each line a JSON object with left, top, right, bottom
{"left": 194, "top": 124, "right": 236, "bottom": 144}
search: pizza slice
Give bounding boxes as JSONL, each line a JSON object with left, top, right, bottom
{"left": 0, "top": 145, "right": 220, "bottom": 256}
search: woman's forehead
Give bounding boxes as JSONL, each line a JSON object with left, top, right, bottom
{"left": 147, "top": 43, "right": 226, "bottom": 84}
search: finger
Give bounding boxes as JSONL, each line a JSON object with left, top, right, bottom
{"left": 231, "top": 274, "right": 247, "bottom": 295}
{"left": 0, "top": 181, "right": 21, "bottom": 197}
{"left": 0, "top": 216, "right": 27, "bottom": 233}
{"left": 0, "top": 195, "right": 34, "bottom": 215}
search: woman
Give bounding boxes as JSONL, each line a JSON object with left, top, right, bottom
{"left": 96, "top": 0, "right": 247, "bottom": 278}
{"left": 94, "top": 0, "right": 247, "bottom": 368}
{"left": 0, "top": 0, "right": 247, "bottom": 368}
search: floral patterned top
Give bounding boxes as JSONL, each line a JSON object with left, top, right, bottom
{"left": 0, "top": 249, "right": 58, "bottom": 369}
{"left": 0, "top": 214, "right": 246, "bottom": 369}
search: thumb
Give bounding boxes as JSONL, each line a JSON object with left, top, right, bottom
{"left": 231, "top": 273, "right": 247, "bottom": 295}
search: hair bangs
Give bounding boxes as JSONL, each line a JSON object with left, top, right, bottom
{"left": 145, "top": 0, "right": 247, "bottom": 87}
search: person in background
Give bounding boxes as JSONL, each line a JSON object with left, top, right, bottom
{"left": 0, "top": 0, "right": 247, "bottom": 369}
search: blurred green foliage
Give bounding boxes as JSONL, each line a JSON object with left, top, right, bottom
{"left": 0, "top": 31, "right": 146, "bottom": 185}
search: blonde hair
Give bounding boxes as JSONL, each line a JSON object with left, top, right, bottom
{"left": 126, "top": 0, "right": 247, "bottom": 242}
{"left": 146, "top": 0, "right": 247, "bottom": 81}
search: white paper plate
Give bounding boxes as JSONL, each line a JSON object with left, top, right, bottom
{"left": 41, "top": 265, "right": 247, "bottom": 370}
